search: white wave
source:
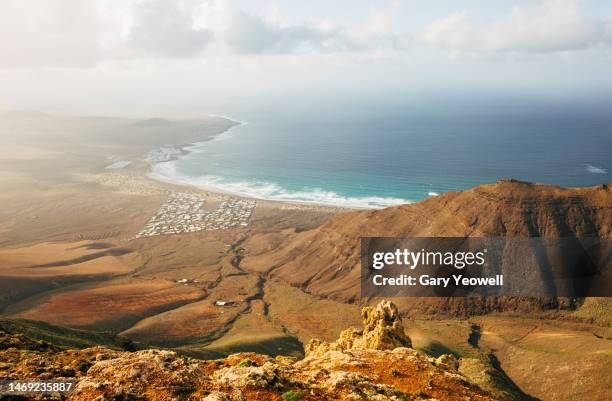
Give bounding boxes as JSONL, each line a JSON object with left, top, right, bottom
{"left": 186, "top": 121, "right": 246, "bottom": 155}
{"left": 207, "top": 114, "right": 248, "bottom": 126}
{"left": 105, "top": 161, "right": 131, "bottom": 169}
{"left": 427, "top": 191, "right": 439, "bottom": 197}
{"left": 585, "top": 164, "right": 608, "bottom": 174}
{"left": 209, "top": 129, "right": 235, "bottom": 142}
{"left": 150, "top": 162, "right": 410, "bottom": 209}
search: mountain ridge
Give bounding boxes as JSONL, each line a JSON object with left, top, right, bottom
{"left": 243, "top": 180, "right": 612, "bottom": 315}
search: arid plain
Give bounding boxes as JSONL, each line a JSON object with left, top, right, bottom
{"left": 0, "top": 111, "right": 610, "bottom": 401}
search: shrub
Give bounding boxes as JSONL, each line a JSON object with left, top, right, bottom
{"left": 282, "top": 390, "right": 305, "bottom": 401}
{"left": 77, "top": 361, "right": 92, "bottom": 374}
{"left": 237, "top": 358, "right": 256, "bottom": 367}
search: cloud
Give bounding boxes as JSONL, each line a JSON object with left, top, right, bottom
{"left": 348, "top": 0, "right": 410, "bottom": 51}
{"left": 0, "top": 0, "right": 403, "bottom": 68}
{"left": 2, "top": 0, "right": 611, "bottom": 70}
{"left": 128, "top": 0, "right": 213, "bottom": 57}
{"left": 352, "top": 0, "right": 400, "bottom": 39}
{"left": 422, "top": 0, "right": 607, "bottom": 53}
{"left": 224, "top": 12, "right": 354, "bottom": 54}
{"left": 0, "top": 0, "right": 103, "bottom": 68}
{"left": 223, "top": 2, "right": 405, "bottom": 55}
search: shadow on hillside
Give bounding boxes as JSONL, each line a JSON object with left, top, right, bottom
{"left": 176, "top": 335, "right": 305, "bottom": 360}
{"left": 419, "top": 340, "right": 459, "bottom": 358}
{"left": 488, "top": 353, "right": 542, "bottom": 401}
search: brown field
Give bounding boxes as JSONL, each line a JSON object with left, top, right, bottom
{"left": 121, "top": 274, "right": 260, "bottom": 344}
{"left": 473, "top": 316, "right": 612, "bottom": 401}
{"left": 263, "top": 279, "right": 362, "bottom": 344}
{"left": 8, "top": 278, "right": 205, "bottom": 331}
{"left": 0, "top": 241, "right": 135, "bottom": 276}
{"left": 194, "top": 299, "right": 304, "bottom": 358}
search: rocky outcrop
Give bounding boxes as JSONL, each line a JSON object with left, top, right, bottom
{"left": 0, "top": 303, "right": 501, "bottom": 401}
{"left": 434, "top": 354, "right": 459, "bottom": 372}
{"left": 0, "top": 345, "right": 495, "bottom": 401}
{"left": 305, "top": 300, "right": 411, "bottom": 357}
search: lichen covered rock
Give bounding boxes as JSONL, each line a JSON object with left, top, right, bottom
{"left": 213, "top": 361, "right": 278, "bottom": 387}
{"left": 305, "top": 300, "right": 411, "bottom": 357}
{"left": 435, "top": 354, "right": 459, "bottom": 372}
{"left": 0, "top": 322, "right": 497, "bottom": 401}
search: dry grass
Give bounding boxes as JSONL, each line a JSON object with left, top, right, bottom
{"left": 263, "top": 279, "right": 362, "bottom": 344}
{"left": 10, "top": 278, "right": 204, "bottom": 331}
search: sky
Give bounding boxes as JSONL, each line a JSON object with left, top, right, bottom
{"left": 1, "top": 0, "right": 612, "bottom": 115}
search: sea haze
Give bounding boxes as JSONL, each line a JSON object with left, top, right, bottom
{"left": 151, "top": 95, "right": 612, "bottom": 208}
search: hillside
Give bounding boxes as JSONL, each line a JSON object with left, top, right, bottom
{"left": 0, "top": 317, "right": 134, "bottom": 351}
{"left": 0, "top": 301, "right": 519, "bottom": 401}
{"left": 243, "top": 180, "right": 612, "bottom": 315}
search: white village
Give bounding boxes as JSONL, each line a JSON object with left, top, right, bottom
{"left": 136, "top": 192, "right": 256, "bottom": 237}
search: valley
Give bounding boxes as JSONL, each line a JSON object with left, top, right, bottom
{"left": 0, "top": 112, "right": 610, "bottom": 400}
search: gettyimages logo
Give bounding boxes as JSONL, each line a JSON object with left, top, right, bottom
{"left": 361, "top": 237, "right": 612, "bottom": 298}
{"left": 371, "top": 248, "right": 488, "bottom": 270}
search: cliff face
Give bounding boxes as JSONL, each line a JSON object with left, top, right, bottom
{"left": 243, "top": 181, "right": 612, "bottom": 315}
{"left": 0, "top": 301, "right": 503, "bottom": 401}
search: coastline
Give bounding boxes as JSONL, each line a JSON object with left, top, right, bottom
{"left": 140, "top": 116, "right": 347, "bottom": 212}
{"left": 144, "top": 117, "right": 246, "bottom": 165}
{"left": 144, "top": 116, "right": 410, "bottom": 210}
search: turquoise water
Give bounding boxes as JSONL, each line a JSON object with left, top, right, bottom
{"left": 152, "top": 97, "right": 612, "bottom": 208}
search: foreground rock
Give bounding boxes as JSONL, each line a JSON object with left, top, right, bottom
{"left": 305, "top": 300, "right": 412, "bottom": 356}
{"left": 0, "top": 301, "right": 500, "bottom": 400}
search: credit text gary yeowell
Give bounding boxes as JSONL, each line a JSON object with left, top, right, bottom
{"left": 370, "top": 248, "right": 504, "bottom": 288}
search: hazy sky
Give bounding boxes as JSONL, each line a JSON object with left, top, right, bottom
{"left": 2, "top": 0, "right": 612, "bottom": 114}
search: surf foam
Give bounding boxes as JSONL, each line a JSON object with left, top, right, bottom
{"left": 585, "top": 164, "right": 608, "bottom": 174}
{"left": 150, "top": 161, "right": 409, "bottom": 209}
{"left": 105, "top": 161, "right": 132, "bottom": 169}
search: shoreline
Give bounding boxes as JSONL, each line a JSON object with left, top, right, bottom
{"left": 144, "top": 118, "right": 246, "bottom": 165}
{"left": 140, "top": 116, "right": 350, "bottom": 212}
{"left": 144, "top": 115, "right": 413, "bottom": 211}
{"left": 142, "top": 116, "right": 400, "bottom": 210}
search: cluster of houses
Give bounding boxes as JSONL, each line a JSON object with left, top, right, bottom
{"left": 136, "top": 192, "right": 256, "bottom": 237}
{"left": 204, "top": 198, "right": 257, "bottom": 230}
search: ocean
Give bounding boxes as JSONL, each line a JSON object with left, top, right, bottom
{"left": 151, "top": 95, "right": 612, "bottom": 208}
